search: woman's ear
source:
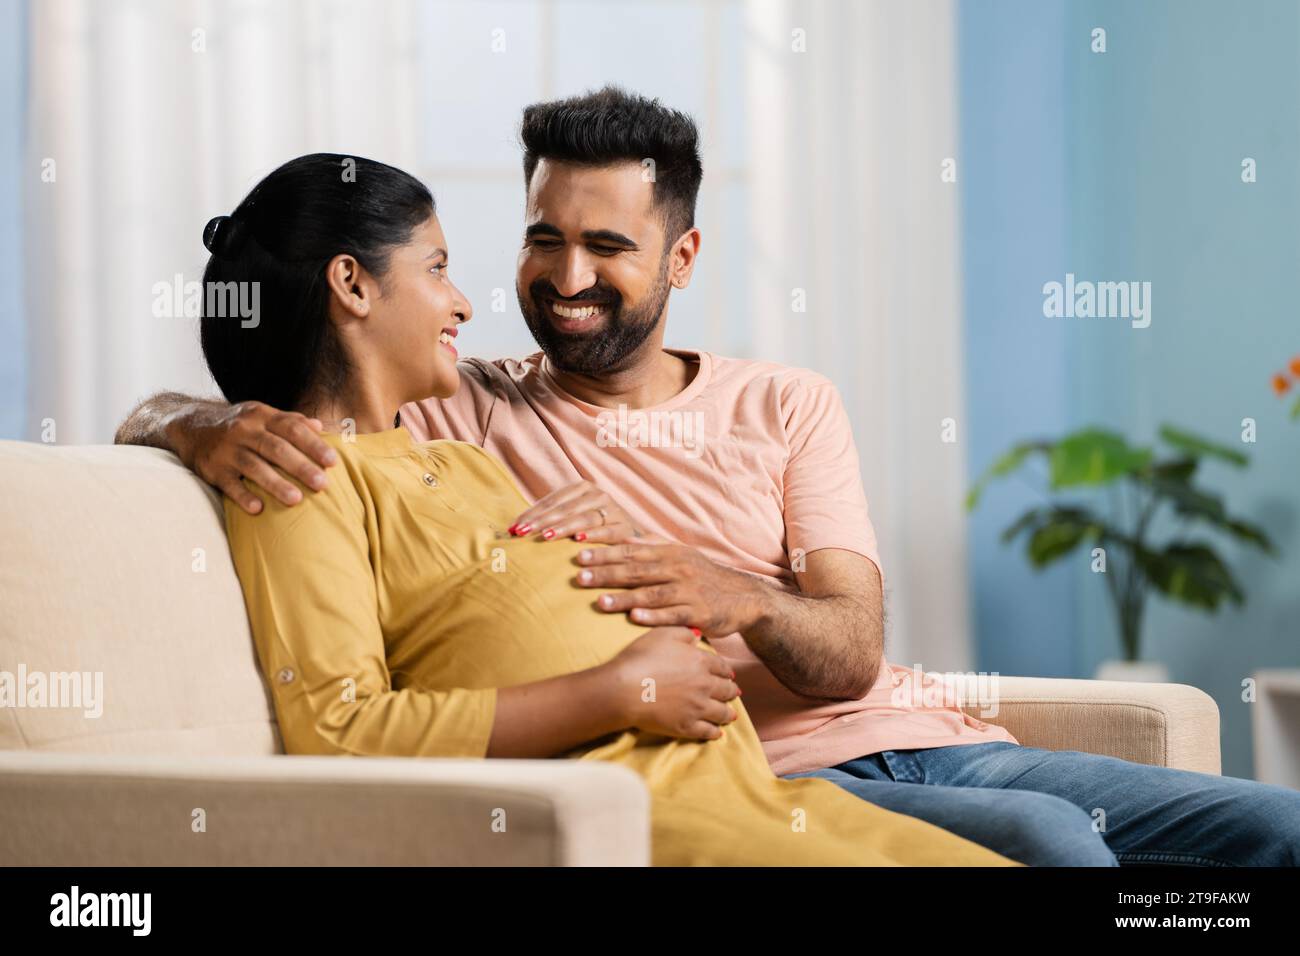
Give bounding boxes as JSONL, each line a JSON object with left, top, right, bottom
{"left": 324, "top": 253, "right": 376, "bottom": 319}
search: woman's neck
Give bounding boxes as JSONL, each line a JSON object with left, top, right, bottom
{"left": 299, "top": 377, "right": 401, "bottom": 435}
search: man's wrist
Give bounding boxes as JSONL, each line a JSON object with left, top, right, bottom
{"left": 160, "top": 404, "right": 200, "bottom": 465}
{"left": 733, "top": 568, "right": 778, "bottom": 634}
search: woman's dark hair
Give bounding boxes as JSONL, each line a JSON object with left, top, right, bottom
{"left": 199, "top": 152, "right": 434, "bottom": 411}
{"left": 520, "top": 86, "right": 702, "bottom": 245}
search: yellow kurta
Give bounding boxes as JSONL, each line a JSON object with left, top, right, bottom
{"left": 224, "top": 425, "right": 1017, "bottom": 866}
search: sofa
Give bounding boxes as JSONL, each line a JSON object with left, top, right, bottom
{"left": 0, "top": 440, "right": 1223, "bottom": 866}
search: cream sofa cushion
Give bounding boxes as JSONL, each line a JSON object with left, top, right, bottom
{"left": 0, "top": 441, "right": 280, "bottom": 756}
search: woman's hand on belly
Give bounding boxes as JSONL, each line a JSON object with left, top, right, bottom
{"left": 605, "top": 627, "right": 742, "bottom": 741}
{"left": 508, "top": 480, "right": 646, "bottom": 544}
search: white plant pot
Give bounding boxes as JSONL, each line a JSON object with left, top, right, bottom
{"left": 1094, "top": 659, "right": 1169, "bottom": 683}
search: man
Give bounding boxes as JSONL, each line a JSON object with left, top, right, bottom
{"left": 119, "top": 86, "right": 1300, "bottom": 866}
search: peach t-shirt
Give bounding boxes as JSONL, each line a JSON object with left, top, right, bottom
{"left": 400, "top": 349, "right": 1017, "bottom": 776}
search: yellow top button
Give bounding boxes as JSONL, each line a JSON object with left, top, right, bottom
{"left": 422, "top": 473, "right": 438, "bottom": 487}
{"left": 277, "top": 667, "right": 295, "bottom": 684}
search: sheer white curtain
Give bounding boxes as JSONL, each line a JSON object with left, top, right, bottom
{"left": 24, "top": 0, "right": 970, "bottom": 669}
{"left": 24, "top": 0, "right": 420, "bottom": 444}
{"left": 744, "top": 0, "right": 971, "bottom": 670}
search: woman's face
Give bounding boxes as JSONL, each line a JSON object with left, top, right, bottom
{"left": 368, "top": 214, "right": 471, "bottom": 402}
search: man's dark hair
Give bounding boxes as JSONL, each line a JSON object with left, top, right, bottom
{"left": 520, "top": 86, "right": 703, "bottom": 246}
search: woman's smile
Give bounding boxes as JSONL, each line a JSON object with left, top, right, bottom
{"left": 438, "top": 325, "right": 459, "bottom": 358}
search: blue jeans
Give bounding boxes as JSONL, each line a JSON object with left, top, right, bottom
{"left": 785, "top": 742, "right": 1300, "bottom": 866}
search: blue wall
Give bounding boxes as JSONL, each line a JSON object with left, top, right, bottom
{"left": 0, "top": 0, "right": 24, "bottom": 440}
{"left": 959, "top": 0, "right": 1075, "bottom": 679}
{"left": 961, "top": 0, "right": 1300, "bottom": 779}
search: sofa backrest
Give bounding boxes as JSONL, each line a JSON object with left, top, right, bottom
{"left": 0, "top": 440, "right": 281, "bottom": 756}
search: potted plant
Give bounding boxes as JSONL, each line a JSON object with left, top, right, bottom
{"left": 967, "top": 425, "right": 1274, "bottom": 681}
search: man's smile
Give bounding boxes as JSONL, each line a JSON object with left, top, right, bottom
{"left": 545, "top": 297, "right": 615, "bottom": 333}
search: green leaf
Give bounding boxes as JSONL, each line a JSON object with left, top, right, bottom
{"left": 1145, "top": 475, "right": 1226, "bottom": 523}
{"left": 1049, "top": 429, "right": 1151, "bottom": 488}
{"left": 966, "top": 441, "right": 1051, "bottom": 511}
{"left": 1150, "top": 457, "right": 1198, "bottom": 483}
{"left": 999, "top": 508, "right": 1044, "bottom": 545}
{"left": 1134, "top": 542, "right": 1244, "bottom": 611}
{"left": 1223, "top": 518, "right": 1276, "bottom": 555}
{"left": 1158, "top": 424, "right": 1248, "bottom": 466}
{"left": 1027, "top": 523, "right": 1087, "bottom": 566}
{"left": 1022, "top": 507, "right": 1103, "bottom": 567}
{"left": 1139, "top": 471, "right": 1274, "bottom": 554}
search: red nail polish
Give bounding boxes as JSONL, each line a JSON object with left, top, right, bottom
{"left": 542, "top": 528, "right": 555, "bottom": 540}
{"left": 517, "top": 524, "right": 532, "bottom": 535}
{"left": 507, "top": 524, "right": 519, "bottom": 535}
{"left": 690, "top": 627, "right": 701, "bottom": 637}
{"left": 574, "top": 532, "right": 587, "bottom": 542}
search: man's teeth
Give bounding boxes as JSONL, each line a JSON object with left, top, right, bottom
{"left": 438, "top": 331, "right": 454, "bottom": 345}
{"left": 552, "top": 303, "right": 605, "bottom": 320}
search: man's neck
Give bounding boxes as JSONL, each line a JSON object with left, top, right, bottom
{"left": 545, "top": 347, "right": 697, "bottom": 410}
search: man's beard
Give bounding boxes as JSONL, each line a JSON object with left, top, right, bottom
{"left": 517, "top": 264, "right": 671, "bottom": 376}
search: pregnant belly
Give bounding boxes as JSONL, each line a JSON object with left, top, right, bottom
{"left": 392, "top": 534, "right": 649, "bottom": 692}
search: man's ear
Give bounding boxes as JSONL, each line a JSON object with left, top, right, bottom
{"left": 667, "top": 227, "right": 701, "bottom": 290}
{"left": 324, "top": 253, "right": 377, "bottom": 319}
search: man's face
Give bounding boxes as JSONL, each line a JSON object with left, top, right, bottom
{"left": 516, "top": 159, "right": 672, "bottom": 375}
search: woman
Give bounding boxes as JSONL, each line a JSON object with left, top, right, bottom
{"left": 203, "top": 153, "right": 1017, "bottom": 866}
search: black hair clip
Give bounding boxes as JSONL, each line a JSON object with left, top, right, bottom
{"left": 202, "top": 215, "right": 248, "bottom": 258}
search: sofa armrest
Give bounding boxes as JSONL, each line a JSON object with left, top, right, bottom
{"left": 957, "top": 677, "right": 1221, "bottom": 775}
{"left": 0, "top": 752, "right": 650, "bottom": 866}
